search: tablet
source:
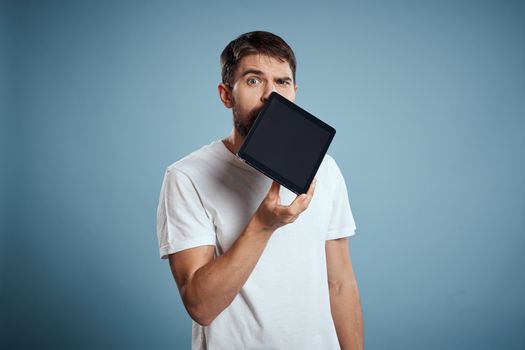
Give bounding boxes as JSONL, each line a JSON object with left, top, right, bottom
{"left": 237, "top": 92, "right": 336, "bottom": 194}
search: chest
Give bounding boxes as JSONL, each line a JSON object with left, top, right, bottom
{"left": 202, "top": 174, "right": 332, "bottom": 254}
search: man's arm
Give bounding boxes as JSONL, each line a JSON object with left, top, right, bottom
{"left": 326, "top": 237, "right": 364, "bottom": 350}
{"left": 169, "top": 180, "right": 316, "bottom": 326}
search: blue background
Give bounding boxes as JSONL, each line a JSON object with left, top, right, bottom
{"left": 1, "top": 0, "right": 524, "bottom": 349}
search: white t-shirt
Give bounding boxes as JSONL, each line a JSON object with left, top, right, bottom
{"left": 156, "top": 140, "right": 357, "bottom": 350}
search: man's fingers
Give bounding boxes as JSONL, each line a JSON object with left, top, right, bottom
{"left": 286, "top": 178, "right": 317, "bottom": 215}
{"left": 258, "top": 179, "right": 317, "bottom": 230}
{"left": 306, "top": 178, "right": 317, "bottom": 197}
{"left": 267, "top": 181, "right": 281, "bottom": 202}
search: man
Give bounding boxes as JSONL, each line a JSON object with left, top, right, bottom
{"left": 157, "top": 31, "right": 363, "bottom": 350}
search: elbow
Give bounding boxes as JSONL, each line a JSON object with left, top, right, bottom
{"left": 192, "top": 315, "right": 213, "bottom": 327}
{"left": 187, "top": 304, "right": 216, "bottom": 327}
{"left": 181, "top": 283, "right": 217, "bottom": 327}
{"left": 328, "top": 277, "right": 358, "bottom": 297}
{"left": 328, "top": 279, "right": 344, "bottom": 296}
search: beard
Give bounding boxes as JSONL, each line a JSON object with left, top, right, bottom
{"left": 232, "top": 104, "right": 264, "bottom": 138}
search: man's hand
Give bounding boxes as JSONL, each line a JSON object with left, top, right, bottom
{"left": 254, "top": 179, "right": 317, "bottom": 232}
{"left": 169, "top": 178, "right": 317, "bottom": 326}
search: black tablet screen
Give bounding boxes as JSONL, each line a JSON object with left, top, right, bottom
{"left": 238, "top": 92, "right": 335, "bottom": 194}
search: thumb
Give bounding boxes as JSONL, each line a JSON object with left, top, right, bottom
{"left": 267, "top": 181, "right": 281, "bottom": 202}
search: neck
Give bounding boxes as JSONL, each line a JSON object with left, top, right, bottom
{"left": 222, "top": 130, "right": 244, "bottom": 155}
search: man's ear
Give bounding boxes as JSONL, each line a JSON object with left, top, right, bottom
{"left": 294, "top": 84, "right": 298, "bottom": 94}
{"left": 218, "top": 83, "right": 234, "bottom": 108}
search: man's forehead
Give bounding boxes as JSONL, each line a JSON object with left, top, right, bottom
{"left": 234, "top": 54, "right": 293, "bottom": 77}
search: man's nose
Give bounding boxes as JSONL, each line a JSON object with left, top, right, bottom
{"left": 261, "top": 84, "right": 276, "bottom": 103}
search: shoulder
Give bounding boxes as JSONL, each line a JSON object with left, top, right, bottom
{"left": 318, "top": 153, "right": 341, "bottom": 179}
{"left": 165, "top": 140, "right": 223, "bottom": 177}
{"left": 316, "top": 153, "right": 348, "bottom": 193}
{"left": 321, "top": 153, "right": 337, "bottom": 168}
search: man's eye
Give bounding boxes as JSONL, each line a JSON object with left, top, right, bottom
{"left": 247, "top": 78, "right": 260, "bottom": 85}
{"left": 278, "top": 80, "right": 291, "bottom": 86}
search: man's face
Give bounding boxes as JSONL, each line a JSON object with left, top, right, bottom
{"left": 225, "top": 54, "right": 297, "bottom": 138}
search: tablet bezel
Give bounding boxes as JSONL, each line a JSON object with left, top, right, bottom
{"left": 237, "top": 92, "right": 336, "bottom": 194}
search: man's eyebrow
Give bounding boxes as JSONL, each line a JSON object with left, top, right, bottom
{"left": 240, "top": 68, "right": 293, "bottom": 82}
{"left": 240, "top": 69, "right": 264, "bottom": 77}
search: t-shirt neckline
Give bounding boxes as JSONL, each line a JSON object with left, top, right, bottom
{"left": 214, "top": 139, "right": 260, "bottom": 174}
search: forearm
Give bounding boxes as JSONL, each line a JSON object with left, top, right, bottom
{"left": 329, "top": 281, "right": 364, "bottom": 350}
{"left": 185, "top": 216, "right": 273, "bottom": 326}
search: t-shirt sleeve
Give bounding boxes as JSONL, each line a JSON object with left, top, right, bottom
{"left": 325, "top": 157, "right": 357, "bottom": 240}
{"left": 156, "top": 167, "right": 216, "bottom": 259}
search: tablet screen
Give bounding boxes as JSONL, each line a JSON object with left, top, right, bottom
{"left": 237, "top": 92, "right": 335, "bottom": 194}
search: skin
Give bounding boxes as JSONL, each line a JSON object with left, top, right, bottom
{"left": 218, "top": 53, "right": 298, "bottom": 154}
{"left": 168, "top": 53, "right": 363, "bottom": 350}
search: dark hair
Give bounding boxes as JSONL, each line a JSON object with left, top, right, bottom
{"left": 220, "top": 31, "right": 297, "bottom": 88}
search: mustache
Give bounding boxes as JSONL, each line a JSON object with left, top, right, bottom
{"left": 233, "top": 103, "right": 267, "bottom": 138}
{"left": 248, "top": 106, "right": 264, "bottom": 123}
